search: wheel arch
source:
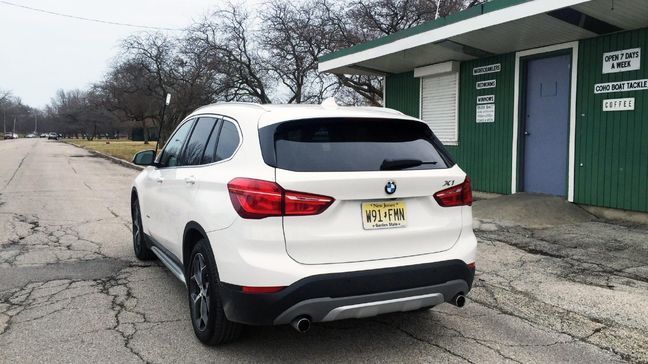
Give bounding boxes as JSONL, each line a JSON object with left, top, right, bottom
{"left": 183, "top": 221, "right": 211, "bottom": 274}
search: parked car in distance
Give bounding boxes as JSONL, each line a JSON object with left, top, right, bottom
{"left": 130, "top": 101, "right": 476, "bottom": 345}
{"left": 40, "top": 133, "right": 47, "bottom": 138}
{"left": 3, "top": 132, "right": 13, "bottom": 140}
{"left": 47, "top": 132, "right": 59, "bottom": 140}
{"left": 26, "top": 133, "right": 37, "bottom": 138}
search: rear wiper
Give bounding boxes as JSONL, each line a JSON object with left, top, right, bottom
{"left": 380, "top": 158, "right": 437, "bottom": 170}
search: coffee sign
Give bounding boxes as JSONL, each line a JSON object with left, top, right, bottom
{"left": 603, "top": 98, "right": 635, "bottom": 111}
{"left": 603, "top": 48, "right": 641, "bottom": 74}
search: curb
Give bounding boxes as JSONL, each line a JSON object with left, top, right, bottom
{"left": 62, "top": 141, "right": 144, "bottom": 171}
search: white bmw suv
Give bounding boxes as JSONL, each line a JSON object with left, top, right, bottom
{"left": 131, "top": 101, "right": 477, "bottom": 345}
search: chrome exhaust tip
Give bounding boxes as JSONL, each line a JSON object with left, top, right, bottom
{"left": 451, "top": 294, "right": 466, "bottom": 308}
{"left": 291, "top": 316, "right": 311, "bottom": 333}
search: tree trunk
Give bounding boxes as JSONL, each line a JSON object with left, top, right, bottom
{"left": 142, "top": 120, "right": 149, "bottom": 144}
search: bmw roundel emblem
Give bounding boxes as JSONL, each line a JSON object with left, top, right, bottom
{"left": 385, "top": 180, "right": 397, "bottom": 195}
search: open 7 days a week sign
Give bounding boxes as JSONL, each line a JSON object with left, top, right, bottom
{"left": 603, "top": 48, "right": 640, "bottom": 74}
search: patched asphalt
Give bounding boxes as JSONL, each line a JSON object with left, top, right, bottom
{"left": 1, "top": 139, "right": 645, "bottom": 363}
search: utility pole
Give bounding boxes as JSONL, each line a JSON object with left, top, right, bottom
{"left": 2, "top": 109, "right": 5, "bottom": 134}
{"left": 13, "top": 117, "right": 16, "bottom": 134}
{"left": 34, "top": 112, "right": 38, "bottom": 133}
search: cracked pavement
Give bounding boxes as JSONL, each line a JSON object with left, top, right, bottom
{"left": 1, "top": 138, "right": 646, "bottom": 363}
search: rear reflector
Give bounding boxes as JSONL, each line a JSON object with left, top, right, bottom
{"left": 228, "top": 178, "right": 334, "bottom": 219}
{"left": 241, "top": 286, "right": 285, "bottom": 294}
{"left": 433, "top": 176, "right": 473, "bottom": 207}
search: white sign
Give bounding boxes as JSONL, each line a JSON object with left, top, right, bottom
{"left": 476, "top": 80, "right": 496, "bottom": 89}
{"left": 603, "top": 97, "right": 635, "bottom": 111}
{"left": 473, "top": 63, "right": 501, "bottom": 75}
{"left": 603, "top": 48, "right": 641, "bottom": 74}
{"left": 594, "top": 79, "right": 648, "bottom": 94}
{"left": 477, "top": 95, "right": 495, "bottom": 104}
{"left": 476, "top": 104, "right": 495, "bottom": 123}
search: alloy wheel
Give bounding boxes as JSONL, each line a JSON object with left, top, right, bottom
{"left": 190, "top": 253, "right": 210, "bottom": 331}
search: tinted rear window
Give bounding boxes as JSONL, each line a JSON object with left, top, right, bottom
{"left": 182, "top": 117, "right": 217, "bottom": 166}
{"left": 259, "top": 118, "right": 453, "bottom": 172}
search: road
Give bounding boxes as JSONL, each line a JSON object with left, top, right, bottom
{"left": 1, "top": 138, "right": 646, "bottom": 363}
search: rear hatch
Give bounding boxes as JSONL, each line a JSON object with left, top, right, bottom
{"left": 260, "top": 117, "right": 468, "bottom": 265}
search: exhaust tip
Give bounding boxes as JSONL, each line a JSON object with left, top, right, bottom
{"left": 452, "top": 294, "right": 466, "bottom": 308}
{"left": 291, "top": 316, "right": 311, "bottom": 333}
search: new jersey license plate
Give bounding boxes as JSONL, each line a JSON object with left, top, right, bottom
{"left": 361, "top": 201, "right": 407, "bottom": 230}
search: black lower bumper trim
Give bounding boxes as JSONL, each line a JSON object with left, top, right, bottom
{"left": 219, "top": 259, "right": 475, "bottom": 326}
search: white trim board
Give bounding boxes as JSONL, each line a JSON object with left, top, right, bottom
{"left": 319, "top": 0, "right": 589, "bottom": 73}
{"left": 511, "top": 41, "right": 579, "bottom": 202}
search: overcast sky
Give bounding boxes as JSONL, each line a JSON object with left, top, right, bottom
{"left": 0, "top": 0, "right": 227, "bottom": 108}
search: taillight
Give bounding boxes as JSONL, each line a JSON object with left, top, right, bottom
{"left": 227, "top": 178, "right": 334, "bottom": 219}
{"left": 284, "top": 190, "right": 334, "bottom": 216}
{"left": 227, "top": 178, "right": 283, "bottom": 219}
{"left": 433, "top": 176, "right": 473, "bottom": 207}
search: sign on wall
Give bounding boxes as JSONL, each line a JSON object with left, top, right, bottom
{"left": 477, "top": 95, "right": 495, "bottom": 104}
{"left": 603, "top": 48, "right": 641, "bottom": 74}
{"left": 603, "top": 98, "right": 635, "bottom": 111}
{"left": 473, "top": 63, "right": 501, "bottom": 75}
{"left": 476, "top": 80, "right": 496, "bottom": 89}
{"left": 594, "top": 79, "right": 648, "bottom": 93}
{"left": 476, "top": 104, "right": 495, "bottom": 123}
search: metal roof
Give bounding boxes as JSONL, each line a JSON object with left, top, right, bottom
{"left": 319, "top": 0, "right": 648, "bottom": 75}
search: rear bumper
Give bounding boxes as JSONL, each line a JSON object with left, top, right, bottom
{"left": 218, "top": 259, "right": 474, "bottom": 326}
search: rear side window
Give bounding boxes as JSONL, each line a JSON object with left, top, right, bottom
{"left": 259, "top": 118, "right": 453, "bottom": 172}
{"left": 214, "top": 120, "right": 240, "bottom": 162}
{"left": 201, "top": 119, "right": 222, "bottom": 164}
{"left": 159, "top": 119, "right": 195, "bottom": 167}
{"left": 182, "top": 117, "right": 218, "bottom": 166}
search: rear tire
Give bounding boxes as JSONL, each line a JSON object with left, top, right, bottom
{"left": 187, "top": 239, "right": 242, "bottom": 345}
{"left": 131, "top": 198, "right": 155, "bottom": 261}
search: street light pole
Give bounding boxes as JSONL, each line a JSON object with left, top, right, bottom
{"left": 155, "top": 93, "right": 171, "bottom": 154}
{"left": 34, "top": 113, "right": 38, "bottom": 134}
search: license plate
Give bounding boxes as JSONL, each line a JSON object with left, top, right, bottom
{"left": 361, "top": 201, "right": 407, "bottom": 230}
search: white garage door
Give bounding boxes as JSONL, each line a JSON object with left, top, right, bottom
{"left": 421, "top": 73, "right": 459, "bottom": 145}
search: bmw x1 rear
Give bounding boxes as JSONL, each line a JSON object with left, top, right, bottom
{"left": 130, "top": 102, "right": 477, "bottom": 345}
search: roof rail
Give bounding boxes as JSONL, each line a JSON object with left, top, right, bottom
{"left": 192, "top": 101, "right": 270, "bottom": 114}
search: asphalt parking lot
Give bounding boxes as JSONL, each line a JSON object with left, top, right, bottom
{"left": 1, "top": 138, "right": 647, "bottom": 363}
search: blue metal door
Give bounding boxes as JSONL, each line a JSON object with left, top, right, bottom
{"left": 522, "top": 54, "right": 571, "bottom": 196}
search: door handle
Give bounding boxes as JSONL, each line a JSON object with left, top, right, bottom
{"left": 155, "top": 177, "right": 164, "bottom": 183}
{"left": 185, "top": 176, "right": 196, "bottom": 185}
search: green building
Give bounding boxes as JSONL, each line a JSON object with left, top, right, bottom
{"left": 320, "top": 0, "right": 648, "bottom": 213}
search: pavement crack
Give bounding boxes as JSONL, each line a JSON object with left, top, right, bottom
{"left": 372, "top": 318, "right": 476, "bottom": 363}
{"left": 3, "top": 145, "right": 32, "bottom": 191}
{"left": 98, "top": 268, "right": 149, "bottom": 363}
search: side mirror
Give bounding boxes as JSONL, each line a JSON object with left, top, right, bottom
{"left": 132, "top": 150, "right": 156, "bottom": 166}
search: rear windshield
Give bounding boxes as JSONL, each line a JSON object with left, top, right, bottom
{"left": 259, "top": 118, "right": 453, "bottom": 172}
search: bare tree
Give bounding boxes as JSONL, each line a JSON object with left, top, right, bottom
{"left": 259, "top": 0, "right": 340, "bottom": 103}
{"left": 190, "top": 3, "right": 273, "bottom": 104}
{"left": 95, "top": 60, "right": 161, "bottom": 143}
{"left": 45, "top": 89, "right": 114, "bottom": 139}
